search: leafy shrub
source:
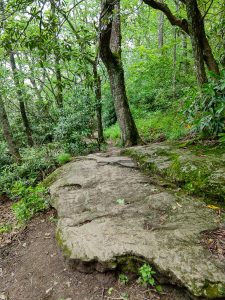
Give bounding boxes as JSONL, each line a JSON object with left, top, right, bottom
{"left": 0, "top": 141, "right": 13, "bottom": 170}
{"left": 138, "top": 264, "right": 156, "bottom": 286}
{"left": 186, "top": 72, "right": 225, "bottom": 137}
{"left": 119, "top": 274, "right": 129, "bottom": 285}
{"left": 54, "top": 97, "right": 95, "bottom": 155}
{"left": 0, "top": 224, "right": 12, "bottom": 234}
{"left": 11, "top": 182, "right": 49, "bottom": 223}
{"left": 0, "top": 144, "right": 59, "bottom": 195}
{"left": 57, "top": 153, "right": 72, "bottom": 165}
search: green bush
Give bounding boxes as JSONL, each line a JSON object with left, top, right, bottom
{"left": 54, "top": 96, "right": 95, "bottom": 155}
{"left": 0, "top": 141, "right": 13, "bottom": 170}
{"left": 0, "top": 144, "right": 59, "bottom": 195}
{"left": 11, "top": 182, "right": 49, "bottom": 223}
{"left": 138, "top": 264, "right": 156, "bottom": 286}
{"left": 0, "top": 224, "right": 12, "bottom": 234}
{"left": 57, "top": 153, "right": 72, "bottom": 165}
{"left": 186, "top": 72, "right": 225, "bottom": 137}
{"left": 104, "top": 110, "right": 188, "bottom": 143}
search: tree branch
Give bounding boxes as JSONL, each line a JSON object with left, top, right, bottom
{"left": 142, "top": 0, "right": 189, "bottom": 34}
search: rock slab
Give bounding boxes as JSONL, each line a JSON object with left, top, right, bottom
{"left": 49, "top": 149, "right": 225, "bottom": 299}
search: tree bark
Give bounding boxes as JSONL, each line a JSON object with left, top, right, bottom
{"left": 50, "top": 0, "right": 64, "bottom": 109}
{"left": 181, "top": 32, "right": 188, "bottom": 73}
{"left": 0, "top": 95, "right": 21, "bottom": 162}
{"left": 185, "top": 0, "right": 207, "bottom": 85}
{"left": 158, "top": 0, "right": 164, "bottom": 49}
{"left": 93, "top": 57, "right": 104, "bottom": 144}
{"left": 172, "top": 1, "right": 179, "bottom": 96}
{"left": 99, "top": 0, "right": 140, "bottom": 146}
{"left": 9, "top": 51, "right": 34, "bottom": 146}
{"left": 54, "top": 48, "right": 64, "bottom": 108}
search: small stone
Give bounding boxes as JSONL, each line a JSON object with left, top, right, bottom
{"left": 22, "top": 243, "right": 26, "bottom": 247}
{"left": 45, "top": 287, "right": 53, "bottom": 294}
{"left": 65, "top": 281, "right": 71, "bottom": 287}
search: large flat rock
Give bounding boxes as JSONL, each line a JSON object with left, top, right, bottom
{"left": 49, "top": 150, "right": 225, "bottom": 299}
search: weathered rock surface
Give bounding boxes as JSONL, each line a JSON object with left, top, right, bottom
{"left": 124, "top": 143, "right": 225, "bottom": 200}
{"left": 49, "top": 148, "right": 225, "bottom": 299}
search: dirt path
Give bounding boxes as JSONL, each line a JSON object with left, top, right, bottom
{"left": 0, "top": 207, "right": 187, "bottom": 300}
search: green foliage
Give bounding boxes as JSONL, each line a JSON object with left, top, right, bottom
{"left": 0, "top": 223, "right": 12, "bottom": 234}
{"left": 186, "top": 72, "right": 225, "bottom": 137}
{"left": 116, "top": 198, "right": 125, "bottom": 205}
{"left": 119, "top": 273, "right": 129, "bottom": 285}
{"left": 11, "top": 182, "right": 49, "bottom": 223}
{"left": 105, "top": 110, "right": 188, "bottom": 143}
{"left": 57, "top": 153, "right": 72, "bottom": 165}
{"left": 0, "top": 145, "right": 59, "bottom": 195}
{"left": 0, "top": 142, "right": 13, "bottom": 170}
{"left": 54, "top": 95, "right": 95, "bottom": 155}
{"left": 138, "top": 264, "right": 156, "bottom": 286}
{"left": 218, "top": 133, "right": 225, "bottom": 143}
{"left": 104, "top": 123, "right": 120, "bottom": 141}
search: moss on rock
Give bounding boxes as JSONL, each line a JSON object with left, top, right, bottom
{"left": 56, "top": 229, "right": 72, "bottom": 257}
{"left": 42, "top": 169, "right": 62, "bottom": 188}
{"left": 203, "top": 282, "right": 225, "bottom": 299}
{"left": 124, "top": 143, "right": 225, "bottom": 202}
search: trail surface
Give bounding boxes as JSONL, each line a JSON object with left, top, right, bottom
{"left": 49, "top": 147, "right": 225, "bottom": 299}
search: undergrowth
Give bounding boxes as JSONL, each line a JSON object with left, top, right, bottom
{"left": 0, "top": 144, "right": 73, "bottom": 224}
{"left": 104, "top": 110, "right": 188, "bottom": 143}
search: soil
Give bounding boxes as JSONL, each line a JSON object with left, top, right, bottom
{"left": 0, "top": 202, "right": 189, "bottom": 300}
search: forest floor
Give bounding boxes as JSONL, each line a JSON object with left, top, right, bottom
{"left": 0, "top": 200, "right": 187, "bottom": 300}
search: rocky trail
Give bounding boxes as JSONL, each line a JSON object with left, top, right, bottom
{"left": 1, "top": 143, "right": 225, "bottom": 300}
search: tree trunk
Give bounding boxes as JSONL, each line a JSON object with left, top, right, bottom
{"left": 54, "top": 49, "right": 64, "bottom": 108}
{"left": 0, "top": 95, "right": 21, "bottom": 162}
{"left": 9, "top": 51, "right": 34, "bottom": 146}
{"left": 93, "top": 58, "right": 104, "bottom": 144}
{"left": 181, "top": 33, "right": 188, "bottom": 73}
{"left": 50, "top": 0, "right": 63, "bottom": 109}
{"left": 172, "top": 26, "right": 177, "bottom": 97}
{"left": 99, "top": 0, "right": 140, "bottom": 146}
{"left": 185, "top": 0, "right": 219, "bottom": 84}
{"left": 158, "top": 0, "right": 164, "bottom": 49}
{"left": 172, "top": 1, "right": 179, "bottom": 95}
{"left": 185, "top": 1, "right": 208, "bottom": 85}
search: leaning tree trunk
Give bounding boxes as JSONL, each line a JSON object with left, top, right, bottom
{"left": 9, "top": 51, "right": 34, "bottom": 147}
{"left": 99, "top": 0, "right": 140, "bottom": 146}
{"left": 0, "top": 95, "right": 21, "bottom": 163}
{"left": 93, "top": 57, "right": 104, "bottom": 144}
